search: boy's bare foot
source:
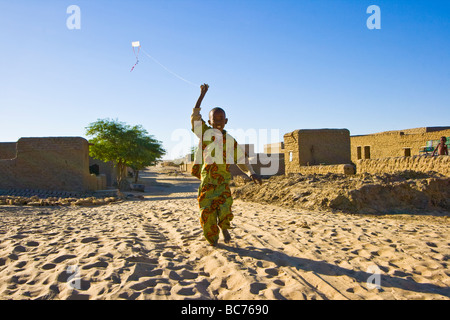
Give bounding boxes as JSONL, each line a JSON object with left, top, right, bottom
{"left": 222, "top": 229, "right": 231, "bottom": 244}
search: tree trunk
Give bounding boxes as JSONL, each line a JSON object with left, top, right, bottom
{"left": 134, "top": 169, "right": 139, "bottom": 184}
{"left": 116, "top": 161, "right": 130, "bottom": 191}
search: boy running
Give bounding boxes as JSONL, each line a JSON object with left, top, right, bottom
{"left": 190, "top": 84, "right": 262, "bottom": 246}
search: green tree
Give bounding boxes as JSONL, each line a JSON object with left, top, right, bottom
{"left": 128, "top": 134, "right": 166, "bottom": 183}
{"left": 86, "top": 119, "right": 165, "bottom": 188}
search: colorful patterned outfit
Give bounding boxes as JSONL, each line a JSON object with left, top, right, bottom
{"left": 191, "top": 108, "right": 255, "bottom": 245}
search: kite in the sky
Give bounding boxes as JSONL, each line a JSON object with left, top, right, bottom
{"left": 130, "top": 41, "right": 198, "bottom": 87}
{"left": 130, "top": 41, "right": 140, "bottom": 72}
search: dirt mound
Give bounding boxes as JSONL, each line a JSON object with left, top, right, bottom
{"left": 231, "top": 171, "right": 450, "bottom": 215}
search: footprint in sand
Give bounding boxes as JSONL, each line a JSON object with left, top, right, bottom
{"left": 26, "top": 241, "right": 39, "bottom": 247}
{"left": 250, "top": 282, "right": 267, "bottom": 295}
{"left": 66, "top": 291, "right": 90, "bottom": 300}
{"left": 273, "top": 279, "right": 285, "bottom": 286}
{"left": 82, "top": 260, "right": 109, "bottom": 270}
{"left": 10, "top": 234, "right": 28, "bottom": 240}
{"left": 162, "top": 251, "right": 175, "bottom": 258}
{"left": 169, "top": 269, "right": 198, "bottom": 281}
{"left": 426, "top": 241, "right": 438, "bottom": 248}
{"left": 52, "top": 254, "right": 77, "bottom": 264}
{"left": 42, "top": 263, "right": 57, "bottom": 270}
{"left": 130, "top": 278, "right": 167, "bottom": 291}
{"left": 15, "top": 261, "right": 27, "bottom": 269}
{"left": 9, "top": 274, "right": 29, "bottom": 285}
{"left": 175, "top": 269, "right": 198, "bottom": 280}
{"left": 8, "top": 253, "right": 19, "bottom": 261}
{"left": 176, "top": 286, "right": 196, "bottom": 296}
{"left": 125, "top": 256, "right": 159, "bottom": 264}
{"left": 264, "top": 268, "right": 279, "bottom": 277}
{"left": 81, "top": 237, "right": 99, "bottom": 244}
{"left": 13, "top": 245, "right": 27, "bottom": 253}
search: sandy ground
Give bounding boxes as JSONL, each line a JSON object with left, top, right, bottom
{"left": 0, "top": 166, "right": 449, "bottom": 300}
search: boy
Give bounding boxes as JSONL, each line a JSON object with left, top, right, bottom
{"left": 191, "top": 83, "right": 262, "bottom": 246}
{"left": 432, "top": 136, "right": 449, "bottom": 156}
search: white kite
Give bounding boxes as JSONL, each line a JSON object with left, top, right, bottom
{"left": 130, "top": 41, "right": 141, "bottom": 72}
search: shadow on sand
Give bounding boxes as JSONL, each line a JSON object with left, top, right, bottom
{"left": 219, "top": 244, "right": 450, "bottom": 299}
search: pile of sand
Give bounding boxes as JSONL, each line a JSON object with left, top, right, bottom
{"left": 232, "top": 171, "right": 450, "bottom": 215}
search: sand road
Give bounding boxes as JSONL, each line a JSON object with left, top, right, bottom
{"left": 0, "top": 167, "right": 449, "bottom": 300}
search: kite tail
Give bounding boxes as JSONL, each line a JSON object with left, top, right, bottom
{"left": 130, "top": 45, "right": 140, "bottom": 72}
{"left": 130, "top": 60, "right": 139, "bottom": 72}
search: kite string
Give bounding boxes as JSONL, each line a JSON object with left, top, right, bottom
{"left": 140, "top": 48, "right": 199, "bottom": 87}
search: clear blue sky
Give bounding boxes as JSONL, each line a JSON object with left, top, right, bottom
{"left": 1, "top": 0, "right": 449, "bottom": 159}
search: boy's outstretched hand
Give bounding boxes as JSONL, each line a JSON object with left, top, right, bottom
{"left": 200, "top": 83, "right": 209, "bottom": 95}
{"left": 250, "top": 174, "right": 262, "bottom": 185}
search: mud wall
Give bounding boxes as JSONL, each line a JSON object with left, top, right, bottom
{"left": 357, "top": 155, "right": 450, "bottom": 177}
{"left": 0, "top": 137, "right": 95, "bottom": 192}
{"left": 284, "top": 129, "right": 351, "bottom": 174}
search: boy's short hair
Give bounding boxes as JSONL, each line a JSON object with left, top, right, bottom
{"left": 209, "top": 107, "right": 226, "bottom": 118}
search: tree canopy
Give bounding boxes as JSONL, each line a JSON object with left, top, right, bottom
{"left": 86, "top": 119, "right": 165, "bottom": 187}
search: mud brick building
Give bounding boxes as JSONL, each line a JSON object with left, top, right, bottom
{"left": 283, "top": 129, "right": 352, "bottom": 175}
{"left": 0, "top": 137, "right": 97, "bottom": 192}
{"left": 350, "top": 127, "right": 450, "bottom": 162}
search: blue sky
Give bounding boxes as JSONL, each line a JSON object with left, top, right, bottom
{"left": 0, "top": 0, "right": 449, "bottom": 159}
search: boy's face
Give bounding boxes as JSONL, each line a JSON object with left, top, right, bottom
{"left": 441, "top": 137, "right": 447, "bottom": 144}
{"left": 208, "top": 109, "right": 228, "bottom": 131}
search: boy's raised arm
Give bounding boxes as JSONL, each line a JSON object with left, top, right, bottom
{"left": 191, "top": 83, "right": 210, "bottom": 135}
{"left": 195, "top": 83, "right": 209, "bottom": 109}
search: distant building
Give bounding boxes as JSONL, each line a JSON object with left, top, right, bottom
{"left": 350, "top": 127, "right": 450, "bottom": 162}
{"left": 181, "top": 126, "right": 450, "bottom": 178}
{"left": 284, "top": 129, "right": 352, "bottom": 175}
